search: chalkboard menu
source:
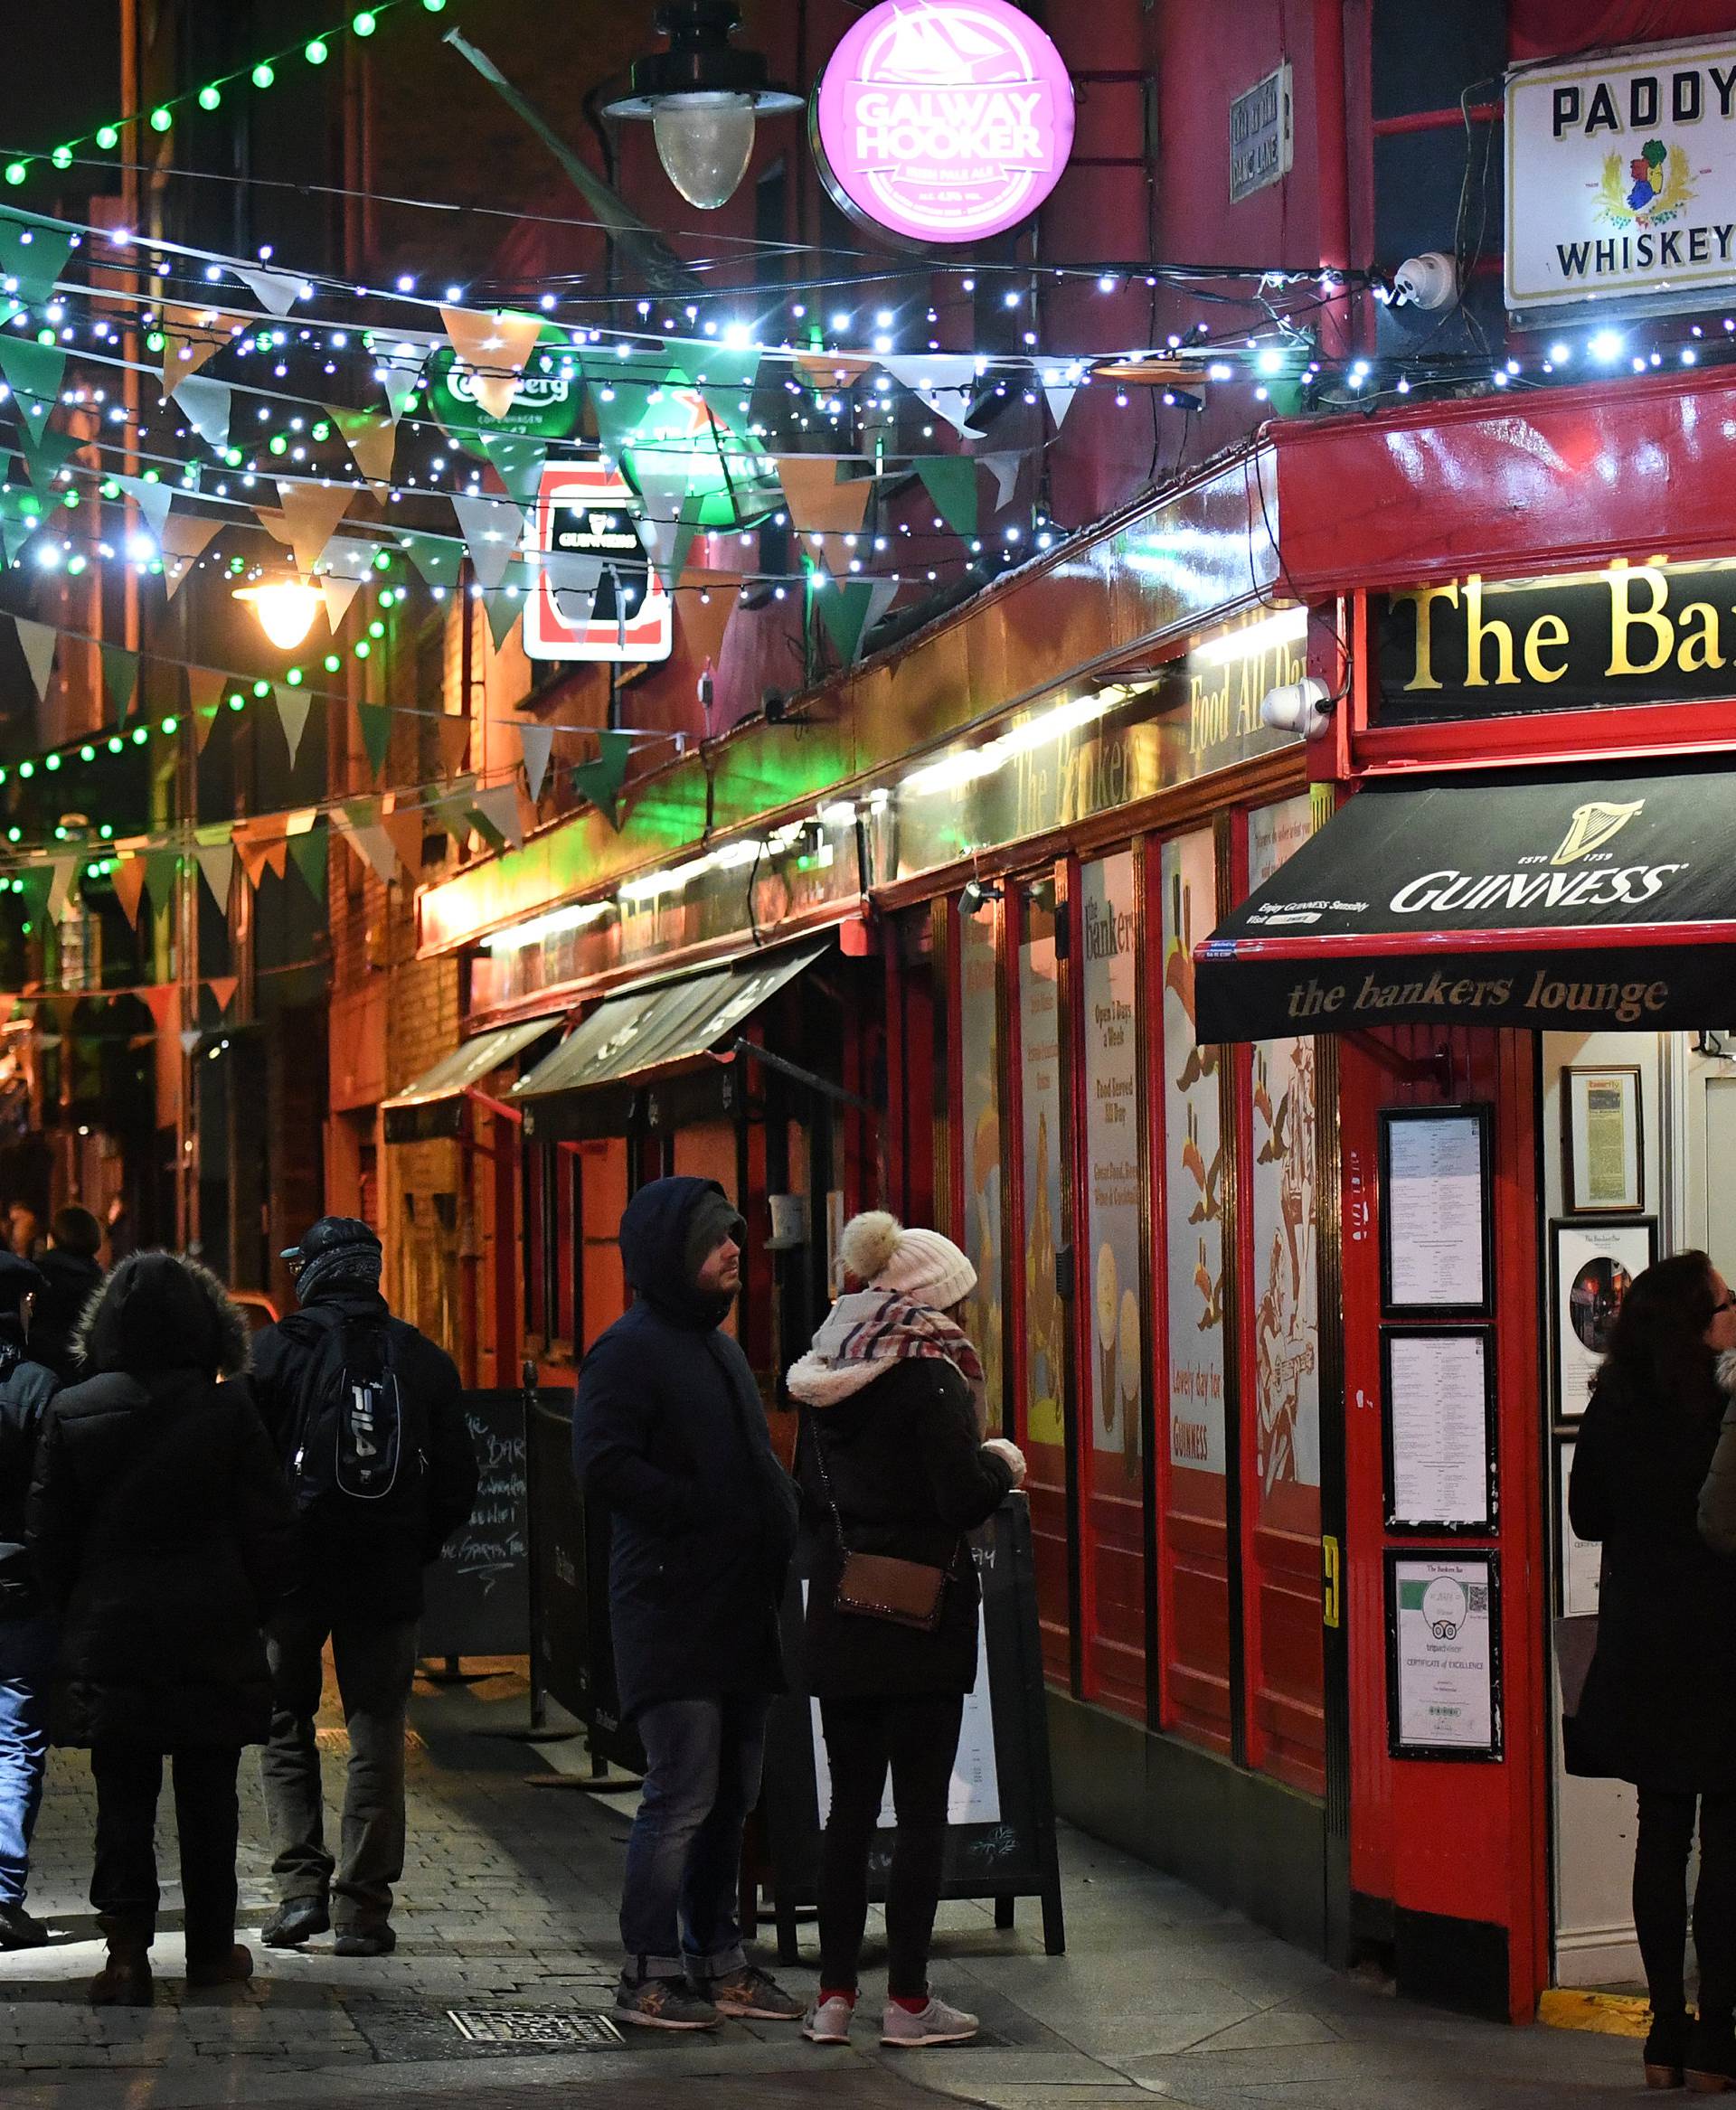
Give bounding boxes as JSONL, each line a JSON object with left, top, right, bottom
{"left": 420, "top": 1389, "right": 532, "bottom": 1661}
{"left": 758, "top": 1499, "right": 1064, "bottom": 1958}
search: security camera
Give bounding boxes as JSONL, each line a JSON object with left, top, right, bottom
{"left": 1391, "top": 251, "right": 1459, "bottom": 312}
{"left": 1260, "top": 676, "right": 1334, "bottom": 739}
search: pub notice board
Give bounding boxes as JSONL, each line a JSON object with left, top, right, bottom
{"left": 420, "top": 1388, "right": 532, "bottom": 1662}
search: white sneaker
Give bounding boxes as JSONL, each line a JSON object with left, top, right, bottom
{"left": 880, "top": 1994, "right": 979, "bottom": 2047}
{"left": 802, "top": 1992, "right": 855, "bottom": 2043}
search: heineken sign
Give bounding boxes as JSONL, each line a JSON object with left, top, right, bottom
{"left": 1194, "top": 765, "right": 1736, "bottom": 1041}
{"left": 1374, "top": 557, "right": 1736, "bottom": 724}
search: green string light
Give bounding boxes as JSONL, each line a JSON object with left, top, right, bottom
{"left": 94, "top": 126, "right": 118, "bottom": 151}
{"left": 130, "top": 727, "right": 148, "bottom": 746}
{"left": 78, "top": 745, "right": 94, "bottom": 762}
{"left": 42, "top": 753, "right": 59, "bottom": 772}
{"left": 286, "top": 667, "right": 304, "bottom": 685}
{"left": 306, "top": 37, "right": 330, "bottom": 63}
{"left": 354, "top": 10, "right": 378, "bottom": 33}
{"left": 149, "top": 106, "right": 174, "bottom": 133}
{"left": 227, "top": 694, "right": 245, "bottom": 711}
{"left": 198, "top": 84, "right": 222, "bottom": 111}
{"left": 106, "top": 736, "right": 122, "bottom": 754}
{"left": 4, "top": 165, "right": 25, "bottom": 189}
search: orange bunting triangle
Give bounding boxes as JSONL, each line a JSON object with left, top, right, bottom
{"left": 439, "top": 306, "right": 545, "bottom": 421}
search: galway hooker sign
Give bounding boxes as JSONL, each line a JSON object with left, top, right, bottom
{"left": 812, "top": 0, "right": 1075, "bottom": 246}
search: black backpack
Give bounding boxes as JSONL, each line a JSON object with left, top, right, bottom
{"left": 288, "top": 1308, "right": 428, "bottom": 1519}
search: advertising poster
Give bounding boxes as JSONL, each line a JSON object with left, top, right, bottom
{"left": 958, "top": 903, "right": 1005, "bottom": 1434}
{"left": 1018, "top": 897, "right": 1065, "bottom": 1450}
{"left": 1160, "top": 831, "right": 1225, "bottom": 1474}
{"left": 1080, "top": 853, "right": 1142, "bottom": 1462}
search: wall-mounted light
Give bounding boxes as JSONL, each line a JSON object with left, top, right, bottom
{"left": 603, "top": 1, "right": 800, "bottom": 211}
{"left": 233, "top": 575, "right": 321, "bottom": 651}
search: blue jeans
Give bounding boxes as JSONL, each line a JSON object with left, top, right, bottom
{"left": 620, "top": 1693, "right": 769, "bottom": 1981}
{"left": 0, "top": 1614, "right": 55, "bottom": 1908}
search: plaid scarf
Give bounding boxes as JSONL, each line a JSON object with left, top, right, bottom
{"left": 787, "top": 1286, "right": 986, "bottom": 1421}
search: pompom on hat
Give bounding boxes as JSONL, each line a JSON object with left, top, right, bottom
{"left": 839, "top": 1210, "right": 976, "bottom": 1312}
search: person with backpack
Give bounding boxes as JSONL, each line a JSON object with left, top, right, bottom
{"left": 250, "top": 1217, "right": 477, "bottom": 1958}
{"left": 25, "top": 1253, "right": 297, "bottom": 2005}
{"left": 0, "top": 1255, "right": 61, "bottom": 1948}
{"left": 573, "top": 1176, "right": 802, "bottom": 2031}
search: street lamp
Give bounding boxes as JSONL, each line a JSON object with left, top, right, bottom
{"left": 603, "top": 1, "right": 800, "bottom": 212}
{"left": 233, "top": 576, "right": 321, "bottom": 651}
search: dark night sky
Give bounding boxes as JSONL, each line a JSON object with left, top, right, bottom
{"left": 1, "top": 5, "right": 121, "bottom": 193}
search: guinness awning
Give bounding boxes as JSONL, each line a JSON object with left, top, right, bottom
{"left": 1194, "top": 764, "right": 1736, "bottom": 1041}
{"left": 382, "top": 1014, "right": 562, "bottom": 1142}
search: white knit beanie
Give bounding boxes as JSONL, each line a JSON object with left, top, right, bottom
{"left": 838, "top": 1210, "right": 976, "bottom": 1311}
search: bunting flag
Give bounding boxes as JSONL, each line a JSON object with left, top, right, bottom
{"left": 467, "top": 784, "right": 524, "bottom": 852}
{"left": 187, "top": 666, "right": 227, "bottom": 751}
{"left": 379, "top": 350, "right": 423, "bottom": 424}
{"left": 335, "top": 803, "right": 400, "bottom": 883}
{"left": 179, "top": 1028, "right": 202, "bottom": 1059}
{"left": 46, "top": 856, "right": 76, "bottom": 923}
{"left": 479, "top": 431, "right": 548, "bottom": 509}
{"left": 0, "top": 212, "right": 77, "bottom": 307}
{"left": 274, "top": 683, "right": 312, "bottom": 769}
{"left": 675, "top": 567, "right": 738, "bottom": 681}
{"left": 817, "top": 575, "right": 899, "bottom": 666}
{"left": 274, "top": 480, "right": 354, "bottom": 576}
{"left": 542, "top": 549, "right": 603, "bottom": 632}
{"left": 320, "top": 575, "right": 363, "bottom": 631}
{"left": 517, "top": 723, "right": 554, "bottom": 802}
{"left": 1043, "top": 381, "right": 1080, "bottom": 429}
{"left": 436, "top": 714, "right": 471, "bottom": 777}
{"left": 793, "top": 352, "right": 876, "bottom": 389}
{"left": 110, "top": 860, "right": 145, "bottom": 928}
{"left": 396, "top": 528, "right": 463, "bottom": 591}
{"left": 159, "top": 303, "right": 231, "bottom": 391}
{"left": 429, "top": 777, "right": 478, "bottom": 840}
{"left": 18, "top": 425, "right": 80, "bottom": 495}
{"left": 99, "top": 642, "right": 138, "bottom": 726}
{"left": 139, "top": 981, "right": 176, "bottom": 1031}
{"left": 482, "top": 585, "right": 524, "bottom": 653}
{"left": 355, "top": 700, "right": 392, "bottom": 778}
{"left": 172, "top": 374, "right": 231, "bottom": 452}
{"left": 236, "top": 266, "right": 303, "bottom": 316}
{"left": 774, "top": 456, "right": 874, "bottom": 536}
{"left": 143, "top": 849, "right": 180, "bottom": 909}
{"left": 637, "top": 498, "right": 701, "bottom": 595}
{"left": 0, "top": 484, "right": 41, "bottom": 566}
{"left": 439, "top": 306, "right": 546, "bottom": 421}
{"left": 288, "top": 830, "right": 326, "bottom": 905}
{"left": 328, "top": 403, "right": 398, "bottom": 493}
{"left": 880, "top": 356, "right": 984, "bottom": 436}
{"left": 115, "top": 474, "right": 175, "bottom": 550}
{"left": 194, "top": 842, "right": 234, "bottom": 912}
{"left": 232, "top": 823, "right": 284, "bottom": 890}
{"left": 450, "top": 494, "right": 526, "bottom": 590}
{"left": 381, "top": 806, "right": 423, "bottom": 875}
{"left": 977, "top": 450, "right": 1024, "bottom": 508}
{"left": 916, "top": 457, "right": 979, "bottom": 540}
{"left": 0, "top": 337, "right": 64, "bottom": 447}
{"left": 319, "top": 537, "right": 381, "bottom": 582}
{"left": 12, "top": 617, "right": 54, "bottom": 702}
{"left": 571, "top": 730, "right": 632, "bottom": 828}
{"left": 205, "top": 975, "right": 239, "bottom": 1014}
{"left": 162, "top": 512, "right": 224, "bottom": 598}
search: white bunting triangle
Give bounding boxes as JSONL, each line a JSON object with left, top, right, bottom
{"left": 194, "top": 842, "right": 234, "bottom": 911}
{"left": 274, "top": 683, "right": 312, "bottom": 769}
{"left": 976, "top": 450, "right": 1024, "bottom": 508}
{"left": 881, "top": 356, "right": 985, "bottom": 437}
{"left": 13, "top": 617, "right": 55, "bottom": 702}
{"left": 451, "top": 494, "right": 527, "bottom": 591}
{"left": 517, "top": 723, "right": 554, "bottom": 802}
{"left": 115, "top": 475, "right": 175, "bottom": 550}
{"left": 1043, "top": 383, "right": 1080, "bottom": 430}
{"left": 236, "top": 267, "right": 305, "bottom": 316}
{"left": 470, "top": 784, "right": 524, "bottom": 850}
{"left": 173, "top": 374, "right": 231, "bottom": 450}
{"left": 320, "top": 576, "right": 363, "bottom": 632}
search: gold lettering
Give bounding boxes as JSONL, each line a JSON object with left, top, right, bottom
{"left": 1389, "top": 580, "right": 1458, "bottom": 692}
{"left": 1676, "top": 599, "right": 1724, "bottom": 671}
{"left": 1523, "top": 610, "right": 1569, "bottom": 683}
{"left": 1463, "top": 574, "right": 1516, "bottom": 686}
{"left": 1607, "top": 557, "right": 1674, "bottom": 676}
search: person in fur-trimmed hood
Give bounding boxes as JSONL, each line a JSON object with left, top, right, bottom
{"left": 26, "top": 1252, "right": 297, "bottom": 2008}
{"left": 787, "top": 1210, "right": 1024, "bottom": 2053}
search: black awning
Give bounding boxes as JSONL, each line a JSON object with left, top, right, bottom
{"left": 1194, "top": 764, "right": 1736, "bottom": 1041}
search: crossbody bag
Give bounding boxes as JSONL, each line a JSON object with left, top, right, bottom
{"left": 804, "top": 1409, "right": 959, "bottom": 1633}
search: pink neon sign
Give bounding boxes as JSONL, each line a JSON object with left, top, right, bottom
{"left": 812, "top": 0, "right": 1075, "bottom": 246}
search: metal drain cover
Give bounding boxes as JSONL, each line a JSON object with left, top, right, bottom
{"left": 448, "top": 2010, "right": 623, "bottom": 2048}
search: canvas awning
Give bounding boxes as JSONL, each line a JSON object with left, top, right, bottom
{"left": 513, "top": 944, "right": 824, "bottom": 1107}
{"left": 382, "top": 1015, "right": 562, "bottom": 1142}
{"left": 1194, "top": 763, "right": 1736, "bottom": 1041}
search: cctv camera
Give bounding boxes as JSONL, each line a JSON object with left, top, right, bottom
{"left": 1260, "top": 677, "right": 1334, "bottom": 739}
{"left": 1392, "top": 251, "right": 1458, "bottom": 312}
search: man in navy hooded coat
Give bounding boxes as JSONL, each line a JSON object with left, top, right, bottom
{"left": 572, "top": 1175, "right": 801, "bottom": 2031}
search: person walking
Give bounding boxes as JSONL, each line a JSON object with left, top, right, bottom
{"left": 33, "top": 1206, "right": 105, "bottom": 1383}
{"left": 0, "top": 1255, "right": 60, "bottom": 1947}
{"left": 250, "top": 1216, "right": 477, "bottom": 1958}
{"left": 786, "top": 1211, "right": 1025, "bottom": 2051}
{"left": 1567, "top": 1250, "right": 1736, "bottom": 2091}
{"left": 25, "top": 1253, "right": 297, "bottom": 2005}
{"left": 573, "top": 1175, "right": 802, "bottom": 2031}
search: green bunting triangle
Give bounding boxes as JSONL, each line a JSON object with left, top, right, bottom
{"left": 355, "top": 699, "right": 392, "bottom": 778}
{"left": 816, "top": 575, "right": 898, "bottom": 666}
{"left": 479, "top": 430, "right": 548, "bottom": 509}
{"left": 99, "top": 642, "right": 138, "bottom": 725}
{"left": 0, "top": 336, "right": 65, "bottom": 447}
{"left": 19, "top": 424, "right": 78, "bottom": 496}
{"left": 688, "top": 345, "right": 763, "bottom": 447}
{"left": 143, "top": 849, "right": 180, "bottom": 909}
{"left": 395, "top": 529, "right": 463, "bottom": 591}
{"left": 571, "top": 729, "right": 632, "bottom": 828}
{"left": 0, "top": 483, "right": 42, "bottom": 566}
{"left": 915, "top": 457, "right": 978, "bottom": 540}
{"left": 0, "top": 214, "right": 77, "bottom": 308}
{"left": 288, "top": 830, "right": 326, "bottom": 905}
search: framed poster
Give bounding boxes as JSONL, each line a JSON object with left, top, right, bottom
{"left": 1555, "top": 1436, "right": 1601, "bottom": 1618}
{"left": 1378, "top": 1105, "right": 1493, "bottom": 1317}
{"left": 1381, "top": 1326, "right": 1496, "bottom": 1533}
{"left": 1386, "top": 1550, "right": 1503, "bottom": 1761}
{"left": 1562, "top": 1065, "right": 1643, "bottom": 1215}
{"left": 1552, "top": 1217, "right": 1656, "bottom": 1420}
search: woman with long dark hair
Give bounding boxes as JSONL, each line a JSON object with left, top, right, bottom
{"left": 1568, "top": 1249, "right": 1736, "bottom": 2091}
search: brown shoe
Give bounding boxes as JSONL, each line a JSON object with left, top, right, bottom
{"left": 89, "top": 1917, "right": 153, "bottom": 2009}
{"left": 186, "top": 1944, "right": 253, "bottom": 1989}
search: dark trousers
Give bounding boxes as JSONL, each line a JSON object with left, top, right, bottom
{"left": 619, "top": 1693, "right": 769, "bottom": 1979}
{"left": 90, "top": 1743, "right": 241, "bottom": 1962}
{"left": 1634, "top": 1786, "right": 1736, "bottom": 2021}
{"left": 817, "top": 1692, "right": 964, "bottom": 2001}
{"left": 259, "top": 1610, "right": 419, "bottom": 1932}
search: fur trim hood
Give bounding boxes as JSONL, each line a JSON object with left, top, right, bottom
{"left": 74, "top": 1251, "right": 250, "bottom": 1380}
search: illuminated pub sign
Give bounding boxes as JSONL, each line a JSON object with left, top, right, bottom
{"left": 1373, "top": 558, "right": 1736, "bottom": 724}
{"left": 811, "top": 0, "right": 1075, "bottom": 245}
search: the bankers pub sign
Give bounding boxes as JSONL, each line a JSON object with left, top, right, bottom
{"left": 1373, "top": 557, "right": 1736, "bottom": 725}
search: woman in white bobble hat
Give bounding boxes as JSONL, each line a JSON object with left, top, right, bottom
{"left": 786, "top": 1210, "right": 1025, "bottom": 2053}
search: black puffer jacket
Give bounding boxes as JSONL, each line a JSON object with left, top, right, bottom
{"left": 0, "top": 1333, "right": 59, "bottom": 1615}
{"left": 572, "top": 1177, "right": 798, "bottom": 1720}
{"left": 794, "top": 1356, "right": 1014, "bottom": 1699}
{"left": 31, "top": 1247, "right": 102, "bottom": 1383}
{"left": 26, "top": 1254, "right": 297, "bottom": 1749}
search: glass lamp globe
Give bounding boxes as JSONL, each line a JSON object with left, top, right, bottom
{"left": 233, "top": 578, "right": 321, "bottom": 652}
{"left": 652, "top": 93, "right": 757, "bottom": 211}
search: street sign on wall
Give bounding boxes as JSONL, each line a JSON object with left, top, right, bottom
{"left": 1230, "top": 63, "right": 1293, "bottom": 203}
{"left": 525, "top": 462, "right": 673, "bottom": 664}
{"left": 1506, "top": 33, "right": 1736, "bottom": 319}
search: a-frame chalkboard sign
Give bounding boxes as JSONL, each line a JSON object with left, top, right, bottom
{"left": 757, "top": 1498, "right": 1065, "bottom": 1961}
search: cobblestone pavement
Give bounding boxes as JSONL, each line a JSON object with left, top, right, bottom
{"left": 0, "top": 1660, "right": 1643, "bottom": 2108}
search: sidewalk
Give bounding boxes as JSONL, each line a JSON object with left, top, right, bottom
{"left": 0, "top": 1661, "right": 1637, "bottom": 2108}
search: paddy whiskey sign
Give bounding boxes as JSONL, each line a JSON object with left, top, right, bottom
{"left": 1507, "top": 34, "right": 1736, "bottom": 317}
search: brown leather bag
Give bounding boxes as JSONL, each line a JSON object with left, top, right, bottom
{"left": 807, "top": 1410, "right": 958, "bottom": 1634}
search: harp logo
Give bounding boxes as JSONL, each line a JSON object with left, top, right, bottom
{"left": 1551, "top": 799, "right": 1645, "bottom": 866}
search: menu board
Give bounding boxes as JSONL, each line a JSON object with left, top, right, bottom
{"left": 1380, "top": 1107, "right": 1492, "bottom": 1315}
{"left": 1387, "top": 1551, "right": 1502, "bottom": 1759}
{"left": 1382, "top": 1328, "right": 1496, "bottom": 1532}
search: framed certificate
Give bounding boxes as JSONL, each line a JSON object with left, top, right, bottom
{"left": 1552, "top": 1216, "right": 1656, "bottom": 1420}
{"left": 1386, "top": 1550, "right": 1503, "bottom": 1761}
{"left": 1378, "top": 1105, "right": 1494, "bottom": 1317}
{"left": 1382, "top": 1326, "right": 1497, "bottom": 1533}
{"left": 1555, "top": 1436, "right": 1601, "bottom": 1618}
{"left": 1563, "top": 1065, "right": 1643, "bottom": 1215}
